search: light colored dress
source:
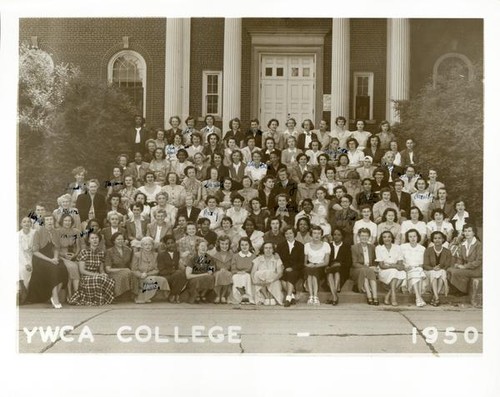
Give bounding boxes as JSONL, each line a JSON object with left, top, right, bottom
{"left": 251, "top": 254, "right": 284, "bottom": 305}
{"left": 353, "top": 219, "right": 378, "bottom": 244}
{"left": 400, "top": 220, "right": 427, "bottom": 243}
{"left": 19, "top": 229, "right": 35, "bottom": 287}
{"left": 230, "top": 252, "right": 256, "bottom": 304}
{"left": 131, "top": 251, "right": 169, "bottom": 303}
{"left": 209, "top": 250, "right": 234, "bottom": 286}
{"left": 375, "top": 244, "right": 407, "bottom": 286}
{"left": 401, "top": 243, "right": 426, "bottom": 291}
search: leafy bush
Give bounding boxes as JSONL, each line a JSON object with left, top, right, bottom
{"left": 18, "top": 45, "right": 137, "bottom": 222}
{"left": 393, "top": 63, "right": 483, "bottom": 223}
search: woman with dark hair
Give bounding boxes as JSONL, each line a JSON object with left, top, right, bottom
{"left": 353, "top": 205, "right": 377, "bottom": 245}
{"left": 376, "top": 231, "right": 406, "bottom": 306}
{"left": 186, "top": 132, "right": 204, "bottom": 160}
{"left": 158, "top": 235, "right": 186, "bottom": 303}
{"left": 57, "top": 213, "right": 81, "bottom": 298}
{"left": 149, "top": 147, "right": 171, "bottom": 180}
{"left": 153, "top": 128, "right": 167, "bottom": 150}
{"left": 224, "top": 117, "right": 245, "bottom": 148}
{"left": 313, "top": 153, "right": 330, "bottom": 183}
{"left": 263, "top": 217, "right": 286, "bottom": 249}
{"left": 137, "top": 171, "right": 162, "bottom": 204}
{"left": 252, "top": 242, "right": 284, "bottom": 305}
{"left": 401, "top": 206, "right": 427, "bottom": 245}
{"left": 346, "top": 138, "right": 365, "bottom": 169}
{"left": 448, "top": 224, "right": 482, "bottom": 296}
{"left": 426, "top": 208, "right": 454, "bottom": 246}
{"left": 290, "top": 152, "right": 314, "bottom": 185}
{"left": 120, "top": 174, "right": 138, "bottom": 211}
{"left": 248, "top": 197, "right": 269, "bottom": 232}
{"left": 238, "top": 176, "right": 259, "bottom": 210}
{"left": 238, "top": 217, "right": 264, "bottom": 253}
{"left": 261, "top": 137, "right": 282, "bottom": 164}
{"left": 450, "top": 198, "right": 472, "bottom": 238}
{"left": 325, "top": 228, "right": 351, "bottom": 305}
{"left": 53, "top": 193, "right": 82, "bottom": 231}
{"left": 364, "top": 135, "right": 384, "bottom": 166}
{"left": 165, "top": 132, "right": 184, "bottom": 164}
{"left": 295, "top": 217, "right": 312, "bottom": 245}
{"left": 171, "top": 148, "right": 193, "bottom": 181}
{"left": 162, "top": 172, "right": 187, "bottom": 208}
{"left": 351, "top": 228, "right": 378, "bottom": 305}
{"left": 276, "top": 226, "right": 304, "bottom": 307}
{"left": 304, "top": 225, "right": 331, "bottom": 305}
{"left": 330, "top": 194, "right": 357, "bottom": 246}
{"left": 330, "top": 115, "right": 352, "bottom": 149}
{"left": 186, "top": 239, "right": 215, "bottom": 303}
{"left": 165, "top": 115, "right": 183, "bottom": 143}
{"left": 105, "top": 192, "right": 128, "bottom": 223}
{"left": 104, "top": 231, "right": 133, "bottom": 300}
{"left": 202, "top": 132, "right": 223, "bottom": 164}
{"left": 429, "top": 188, "right": 454, "bottom": 220}
{"left": 376, "top": 120, "right": 396, "bottom": 151}
{"left": 264, "top": 118, "right": 284, "bottom": 150}
{"left": 27, "top": 214, "right": 69, "bottom": 308}
{"left": 199, "top": 196, "right": 224, "bottom": 231}
{"left": 209, "top": 235, "right": 234, "bottom": 303}
{"left": 177, "top": 222, "right": 207, "bottom": 267}
{"left": 200, "top": 114, "right": 222, "bottom": 144}
{"left": 401, "top": 229, "right": 427, "bottom": 306}
{"left": 335, "top": 153, "right": 351, "bottom": 182}
{"left": 230, "top": 237, "right": 256, "bottom": 304}
{"left": 183, "top": 115, "right": 199, "bottom": 147}
{"left": 68, "top": 231, "right": 115, "bottom": 306}
{"left": 216, "top": 177, "right": 236, "bottom": 212}
{"left": 225, "top": 194, "right": 249, "bottom": 231}
{"left": 144, "top": 139, "right": 157, "bottom": 163}
{"left": 423, "top": 231, "right": 453, "bottom": 306}
{"left": 411, "top": 178, "right": 434, "bottom": 222}
{"left": 296, "top": 171, "right": 319, "bottom": 205}
{"left": 216, "top": 216, "right": 239, "bottom": 251}
{"left": 351, "top": 119, "right": 372, "bottom": 151}
{"left": 377, "top": 208, "right": 401, "bottom": 245}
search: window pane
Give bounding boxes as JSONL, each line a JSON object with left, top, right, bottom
{"left": 113, "top": 55, "right": 143, "bottom": 87}
{"left": 207, "top": 75, "right": 219, "bottom": 94}
{"left": 303, "top": 67, "right": 310, "bottom": 77}
{"left": 291, "top": 67, "right": 299, "bottom": 77}
{"left": 207, "top": 95, "right": 219, "bottom": 114}
{"left": 265, "top": 67, "right": 273, "bottom": 76}
{"left": 276, "top": 67, "right": 284, "bottom": 77}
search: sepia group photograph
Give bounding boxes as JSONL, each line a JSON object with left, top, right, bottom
{"left": 4, "top": 0, "right": 500, "bottom": 396}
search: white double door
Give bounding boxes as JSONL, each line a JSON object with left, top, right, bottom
{"left": 259, "top": 54, "right": 316, "bottom": 130}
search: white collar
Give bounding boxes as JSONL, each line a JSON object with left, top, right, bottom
{"left": 239, "top": 251, "right": 252, "bottom": 258}
{"left": 452, "top": 211, "right": 469, "bottom": 220}
{"left": 462, "top": 237, "right": 477, "bottom": 247}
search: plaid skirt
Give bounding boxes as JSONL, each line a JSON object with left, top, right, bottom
{"left": 68, "top": 274, "right": 115, "bottom": 306}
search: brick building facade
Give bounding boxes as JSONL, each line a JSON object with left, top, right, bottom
{"left": 19, "top": 17, "right": 483, "bottom": 133}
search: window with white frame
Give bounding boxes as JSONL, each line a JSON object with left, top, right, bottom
{"left": 353, "top": 72, "right": 374, "bottom": 121}
{"left": 202, "top": 71, "right": 222, "bottom": 117}
{"left": 108, "top": 50, "right": 147, "bottom": 117}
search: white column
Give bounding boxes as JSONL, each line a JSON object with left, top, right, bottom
{"left": 386, "top": 18, "right": 410, "bottom": 124}
{"left": 181, "top": 18, "right": 191, "bottom": 124}
{"left": 165, "top": 18, "right": 184, "bottom": 128}
{"left": 222, "top": 18, "right": 242, "bottom": 138}
{"left": 331, "top": 18, "right": 350, "bottom": 124}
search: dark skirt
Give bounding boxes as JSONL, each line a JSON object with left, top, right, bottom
{"left": 448, "top": 266, "right": 482, "bottom": 293}
{"left": 304, "top": 266, "right": 325, "bottom": 280}
{"left": 187, "top": 274, "right": 215, "bottom": 299}
{"left": 27, "top": 242, "right": 68, "bottom": 303}
{"left": 281, "top": 269, "right": 302, "bottom": 284}
{"left": 165, "top": 269, "right": 187, "bottom": 295}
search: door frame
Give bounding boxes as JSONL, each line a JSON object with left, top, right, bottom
{"left": 249, "top": 32, "right": 326, "bottom": 129}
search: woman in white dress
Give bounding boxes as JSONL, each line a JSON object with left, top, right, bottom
{"left": 251, "top": 242, "right": 284, "bottom": 305}
{"left": 346, "top": 138, "right": 365, "bottom": 169}
{"left": 401, "top": 229, "right": 427, "bottom": 307}
{"left": 225, "top": 194, "right": 249, "bottom": 231}
{"left": 400, "top": 206, "right": 427, "bottom": 245}
{"left": 230, "top": 238, "right": 256, "bottom": 304}
{"left": 423, "top": 231, "right": 453, "bottom": 306}
{"left": 351, "top": 119, "right": 372, "bottom": 151}
{"left": 137, "top": 171, "right": 162, "bottom": 205}
{"left": 411, "top": 178, "right": 434, "bottom": 222}
{"left": 19, "top": 217, "right": 35, "bottom": 302}
{"left": 304, "top": 226, "right": 331, "bottom": 305}
{"left": 376, "top": 231, "right": 406, "bottom": 306}
{"left": 353, "top": 205, "right": 378, "bottom": 244}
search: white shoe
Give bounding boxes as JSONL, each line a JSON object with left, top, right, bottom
{"left": 307, "top": 296, "right": 314, "bottom": 305}
{"left": 50, "top": 297, "right": 62, "bottom": 309}
{"left": 221, "top": 296, "right": 227, "bottom": 304}
{"left": 264, "top": 298, "right": 271, "bottom": 306}
{"left": 270, "top": 298, "right": 277, "bottom": 306}
{"left": 416, "top": 298, "right": 426, "bottom": 307}
{"left": 313, "top": 296, "right": 320, "bottom": 305}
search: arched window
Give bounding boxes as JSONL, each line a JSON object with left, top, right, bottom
{"left": 433, "top": 53, "right": 474, "bottom": 88}
{"left": 108, "top": 50, "right": 146, "bottom": 116}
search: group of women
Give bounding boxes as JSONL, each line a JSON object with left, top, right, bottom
{"left": 18, "top": 115, "right": 482, "bottom": 308}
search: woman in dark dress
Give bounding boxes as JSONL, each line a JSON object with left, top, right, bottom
{"left": 158, "top": 235, "right": 187, "bottom": 303}
{"left": 104, "top": 232, "right": 133, "bottom": 300}
{"left": 325, "top": 228, "right": 352, "bottom": 305}
{"left": 27, "top": 215, "right": 68, "bottom": 308}
{"left": 276, "top": 226, "right": 304, "bottom": 307}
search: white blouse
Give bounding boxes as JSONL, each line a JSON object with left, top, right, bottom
{"left": 375, "top": 244, "right": 403, "bottom": 265}
{"left": 304, "top": 241, "right": 331, "bottom": 265}
{"left": 400, "top": 243, "right": 425, "bottom": 267}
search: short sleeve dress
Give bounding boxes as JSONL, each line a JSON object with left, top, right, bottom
{"left": 375, "top": 244, "right": 407, "bottom": 286}
{"left": 304, "top": 241, "right": 331, "bottom": 279}
{"left": 68, "top": 248, "right": 115, "bottom": 305}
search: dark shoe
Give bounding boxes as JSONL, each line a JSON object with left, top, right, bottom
{"left": 290, "top": 298, "right": 297, "bottom": 305}
{"left": 284, "top": 299, "right": 291, "bottom": 307}
{"left": 332, "top": 297, "right": 338, "bottom": 306}
{"left": 325, "top": 299, "right": 333, "bottom": 304}
{"left": 353, "top": 285, "right": 359, "bottom": 293}
{"left": 367, "top": 297, "right": 374, "bottom": 305}
{"left": 373, "top": 298, "right": 379, "bottom": 306}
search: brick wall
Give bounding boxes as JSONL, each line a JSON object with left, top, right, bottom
{"left": 350, "top": 18, "right": 387, "bottom": 132}
{"left": 410, "top": 19, "right": 483, "bottom": 96}
{"left": 189, "top": 18, "right": 225, "bottom": 130}
{"left": 19, "top": 18, "right": 166, "bottom": 129}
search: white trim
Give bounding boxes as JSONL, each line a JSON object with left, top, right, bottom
{"left": 202, "top": 70, "right": 223, "bottom": 118}
{"left": 432, "top": 52, "right": 474, "bottom": 88}
{"left": 107, "top": 49, "right": 147, "bottom": 118}
{"left": 353, "top": 72, "right": 374, "bottom": 121}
